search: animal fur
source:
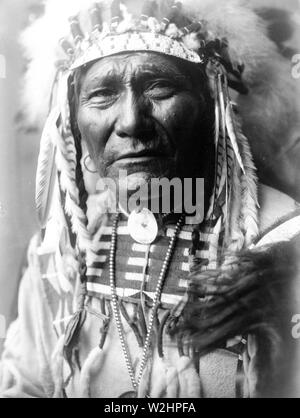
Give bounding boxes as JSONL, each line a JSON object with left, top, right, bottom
{"left": 173, "top": 233, "right": 300, "bottom": 397}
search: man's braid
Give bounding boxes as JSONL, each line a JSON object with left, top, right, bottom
{"left": 68, "top": 75, "right": 88, "bottom": 221}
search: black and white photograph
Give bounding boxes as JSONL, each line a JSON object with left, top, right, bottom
{"left": 0, "top": 0, "right": 300, "bottom": 401}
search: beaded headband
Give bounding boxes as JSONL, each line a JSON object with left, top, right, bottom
{"left": 58, "top": 0, "right": 245, "bottom": 92}
{"left": 60, "top": 1, "right": 204, "bottom": 65}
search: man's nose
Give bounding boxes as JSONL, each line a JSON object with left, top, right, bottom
{"left": 115, "top": 90, "right": 148, "bottom": 139}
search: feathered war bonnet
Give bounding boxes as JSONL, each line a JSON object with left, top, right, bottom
{"left": 21, "top": 0, "right": 292, "bottom": 262}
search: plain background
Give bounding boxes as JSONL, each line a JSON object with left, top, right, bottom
{"left": 0, "top": 0, "right": 299, "bottom": 354}
{"left": 0, "top": 0, "right": 41, "bottom": 352}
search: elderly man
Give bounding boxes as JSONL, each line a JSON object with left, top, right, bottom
{"left": 1, "top": 0, "right": 300, "bottom": 398}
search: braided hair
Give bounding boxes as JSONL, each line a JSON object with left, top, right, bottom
{"left": 68, "top": 71, "right": 89, "bottom": 222}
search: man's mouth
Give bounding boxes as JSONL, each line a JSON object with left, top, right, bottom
{"left": 113, "top": 149, "right": 167, "bottom": 165}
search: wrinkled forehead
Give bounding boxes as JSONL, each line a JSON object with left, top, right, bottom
{"left": 74, "top": 51, "right": 205, "bottom": 93}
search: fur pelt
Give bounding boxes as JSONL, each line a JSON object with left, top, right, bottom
{"left": 173, "top": 233, "right": 300, "bottom": 397}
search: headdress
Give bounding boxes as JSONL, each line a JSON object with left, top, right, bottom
{"left": 20, "top": 0, "right": 300, "bottom": 265}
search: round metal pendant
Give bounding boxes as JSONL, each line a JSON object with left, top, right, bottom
{"left": 119, "top": 390, "right": 137, "bottom": 398}
{"left": 127, "top": 208, "right": 158, "bottom": 245}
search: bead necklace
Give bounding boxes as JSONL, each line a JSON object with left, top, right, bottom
{"left": 109, "top": 211, "right": 185, "bottom": 397}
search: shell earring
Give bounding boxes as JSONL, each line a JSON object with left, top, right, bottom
{"left": 83, "top": 155, "right": 98, "bottom": 174}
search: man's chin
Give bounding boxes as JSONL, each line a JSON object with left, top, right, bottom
{"left": 104, "top": 159, "right": 175, "bottom": 205}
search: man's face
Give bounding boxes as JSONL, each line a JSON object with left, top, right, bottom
{"left": 76, "top": 52, "right": 212, "bottom": 197}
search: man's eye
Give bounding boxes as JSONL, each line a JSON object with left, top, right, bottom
{"left": 145, "top": 81, "right": 176, "bottom": 99}
{"left": 88, "top": 89, "right": 117, "bottom": 101}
